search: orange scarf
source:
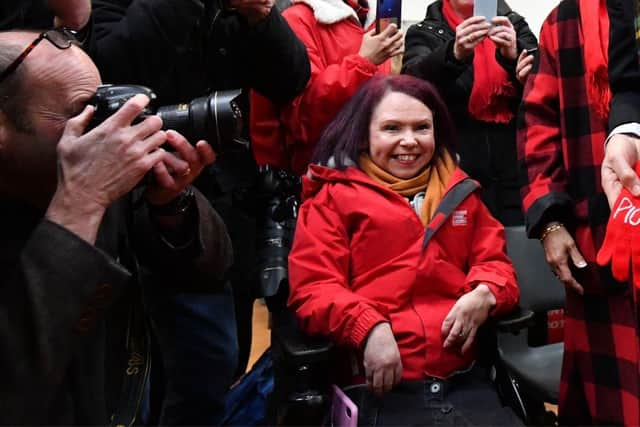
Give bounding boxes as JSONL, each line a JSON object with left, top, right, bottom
{"left": 442, "top": 0, "right": 517, "bottom": 124}
{"left": 359, "top": 151, "right": 456, "bottom": 225}
{"left": 579, "top": 0, "right": 611, "bottom": 121}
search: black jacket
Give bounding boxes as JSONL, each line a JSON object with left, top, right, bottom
{"left": 607, "top": 0, "right": 640, "bottom": 130}
{"left": 402, "top": 0, "right": 537, "bottom": 224}
{"left": 90, "top": 0, "right": 311, "bottom": 281}
{"left": 91, "top": 0, "right": 310, "bottom": 106}
{"left": 0, "top": 190, "right": 232, "bottom": 424}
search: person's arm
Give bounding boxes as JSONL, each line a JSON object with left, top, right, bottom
{"left": 518, "top": 14, "right": 586, "bottom": 294}
{"left": 237, "top": 7, "right": 311, "bottom": 105}
{"left": 517, "top": 16, "right": 573, "bottom": 238}
{"left": 401, "top": 21, "right": 469, "bottom": 86}
{"left": 279, "top": 6, "right": 380, "bottom": 151}
{"left": 607, "top": 0, "right": 640, "bottom": 130}
{"left": 288, "top": 186, "right": 389, "bottom": 349}
{"left": 601, "top": 0, "right": 640, "bottom": 204}
{"left": 0, "top": 220, "right": 131, "bottom": 424}
{"left": 132, "top": 187, "right": 233, "bottom": 292}
{"left": 494, "top": 11, "right": 538, "bottom": 85}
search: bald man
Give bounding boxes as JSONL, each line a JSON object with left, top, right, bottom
{"left": 0, "top": 30, "right": 232, "bottom": 424}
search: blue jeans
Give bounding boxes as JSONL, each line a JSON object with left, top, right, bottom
{"left": 144, "top": 283, "right": 239, "bottom": 425}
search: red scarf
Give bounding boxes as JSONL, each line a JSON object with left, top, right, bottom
{"left": 578, "top": 0, "right": 611, "bottom": 121}
{"left": 442, "top": 0, "right": 516, "bottom": 124}
{"left": 344, "top": 0, "right": 369, "bottom": 25}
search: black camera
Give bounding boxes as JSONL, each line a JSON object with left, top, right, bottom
{"left": 88, "top": 84, "right": 247, "bottom": 152}
{"left": 257, "top": 166, "right": 301, "bottom": 298}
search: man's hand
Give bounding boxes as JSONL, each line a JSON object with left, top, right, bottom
{"left": 541, "top": 223, "right": 586, "bottom": 295}
{"left": 452, "top": 16, "right": 491, "bottom": 61}
{"left": 602, "top": 134, "right": 640, "bottom": 208}
{"left": 515, "top": 49, "right": 534, "bottom": 85}
{"left": 144, "top": 130, "right": 216, "bottom": 206}
{"left": 363, "top": 322, "right": 402, "bottom": 396}
{"left": 359, "top": 24, "right": 404, "bottom": 66}
{"left": 229, "top": 0, "right": 274, "bottom": 26}
{"left": 48, "top": 0, "right": 91, "bottom": 30}
{"left": 489, "top": 16, "right": 517, "bottom": 60}
{"left": 46, "top": 94, "right": 169, "bottom": 244}
{"left": 441, "top": 284, "right": 496, "bottom": 354}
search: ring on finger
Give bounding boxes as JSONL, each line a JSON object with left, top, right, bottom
{"left": 458, "top": 330, "right": 466, "bottom": 338}
{"left": 180, "top": 167, "right": 192, "bottom": 178}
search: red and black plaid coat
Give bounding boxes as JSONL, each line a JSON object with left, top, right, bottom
{"left": 518, "top": 1, "right": 640, "bottom": 424}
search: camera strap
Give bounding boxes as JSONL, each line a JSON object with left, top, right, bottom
{"left": 110, "top": 296, "right": 151, "bottom": 427}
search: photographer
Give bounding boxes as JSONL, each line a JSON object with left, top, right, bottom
{"left": 0, "top": 29, "right": 231, "bottom": 425}
{"left": 88, "top": 0, "right": 311, "bottom": 423}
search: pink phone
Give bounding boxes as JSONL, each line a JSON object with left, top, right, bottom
{"left": 331, "top": 385, "right": 358, "bottom": 427}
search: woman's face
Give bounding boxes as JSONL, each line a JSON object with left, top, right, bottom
{"left": 368, "top": 91, "right": 436, "bottom": 180}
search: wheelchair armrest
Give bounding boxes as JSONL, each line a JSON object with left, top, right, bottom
{"left": 271, "top": 313, "right": 333, "bottom": 365}
{"left": 496, "top": 306, "right": 535, "bottom": 333}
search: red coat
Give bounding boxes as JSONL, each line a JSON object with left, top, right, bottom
{"left": 288, "top": 164, "right": 518, "bottom": 380}
{"left": 250, "top": 0, "right": 391, "bottom": 174}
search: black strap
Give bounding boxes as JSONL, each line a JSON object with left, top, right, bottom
{"left": 422, "top": 179, "right": 479, "bottom": 250}
{"left": 110, "top": 299, "right": 151, "bottom": 427}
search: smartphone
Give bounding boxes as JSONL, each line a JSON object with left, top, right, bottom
{"left": 376, "top": 0, "right": 401, "bottom": 34}
{"left": 473, "top": 0, "right": 497, "bottom": 22}
{"left": 331, "top": 385, "right": 358, "bottom": 427}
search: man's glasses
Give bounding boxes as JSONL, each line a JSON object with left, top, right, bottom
{"left": 0, "top": 28, "right": 80, "bottom": 84}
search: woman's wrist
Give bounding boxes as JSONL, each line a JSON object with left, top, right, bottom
{"left": 539, "top": 221, "right": 564, "bottom": 243}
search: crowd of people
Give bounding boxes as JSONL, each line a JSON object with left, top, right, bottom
{"left": 1, "top": 0, "right": 640, "bottom": 425}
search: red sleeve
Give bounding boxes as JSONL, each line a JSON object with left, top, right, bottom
{"left": 281, "top": 6, "right": 379, "bottom": 151}
{"left": 465, "top": 197, "right": 519, "bottom": 317}
{"left": 517, "top": 11, "right": 572, "bottom": 235}
{"left": 288, "top": 186, "right": 389, "bottom": 349}
{"left": 249, "top": 90, "right": 290, "bottom": 170}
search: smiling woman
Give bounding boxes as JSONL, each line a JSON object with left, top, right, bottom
{"left": 287, "top": 75, "right": 521, "bottom": 426}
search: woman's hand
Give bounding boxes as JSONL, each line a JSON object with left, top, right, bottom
{"left": 359, "top": 24, "right": 404, "bottom": 65}
{"left": 363, "top": 323, "right": 402, "bottom": 396}
{"left": 441, "top": 284, "right": 496, "bottom": 354}
{"left": 516, "top": 49, "right": 535, "bottom": 84}
{"left": 541, "top": 223, "right": 586, "bottom": 295}
{"left": 453, "top": 16, "right": 491, "bottom": 61}
{"left": 488, "top": 16, "right": 517, "bottom": 60}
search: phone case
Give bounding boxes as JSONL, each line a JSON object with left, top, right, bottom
{"left": 331, "top": 385, "right": 358, "bottom": 427}
{"left": 473, "top": 0, "right": 497, "bottom": 21}
{"left": 376, "top": 0, "right": 401, "bottom": 33}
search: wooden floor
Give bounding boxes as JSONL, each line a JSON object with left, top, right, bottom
{"left": 247, "top": 300, "right": 271, "bottom": 371}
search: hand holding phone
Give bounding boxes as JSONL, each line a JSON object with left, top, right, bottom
{"left": 516, "top": 48, "right": 536, "bottom": 84}
{"left": 360, "top": 25, "right": 404, "bottom": 65}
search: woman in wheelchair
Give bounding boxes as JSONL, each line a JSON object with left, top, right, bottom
{"left": 288, "top": 75, "right": 521, "bottom": 426}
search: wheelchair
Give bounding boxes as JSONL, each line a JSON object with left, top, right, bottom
{"left": 265, "top": 225, "right": 564, "bottom": 426}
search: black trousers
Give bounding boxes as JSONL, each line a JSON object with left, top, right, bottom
{"left": 343, "top": 367, "right": 522, "bottom": 426}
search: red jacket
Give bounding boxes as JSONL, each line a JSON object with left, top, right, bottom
{"left": 288, "top": 164, "right": 518, "bottom": 380}
{"left": 250, "top": 0, "right": 391, "bottom": 174}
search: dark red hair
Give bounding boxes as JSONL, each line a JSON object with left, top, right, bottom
{"left": 312, "top": 75, "right": 457, "bottom": 169}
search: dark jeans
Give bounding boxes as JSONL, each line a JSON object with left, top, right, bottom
{"left": 344, "top": 368, "right": 522, "bottom": 426}
{"left": 144, "top": 283, "right": 239, "bottom": 425}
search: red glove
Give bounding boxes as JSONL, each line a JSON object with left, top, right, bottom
{"left": 597, "top": 166, "right": 640, "bottom": 286}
